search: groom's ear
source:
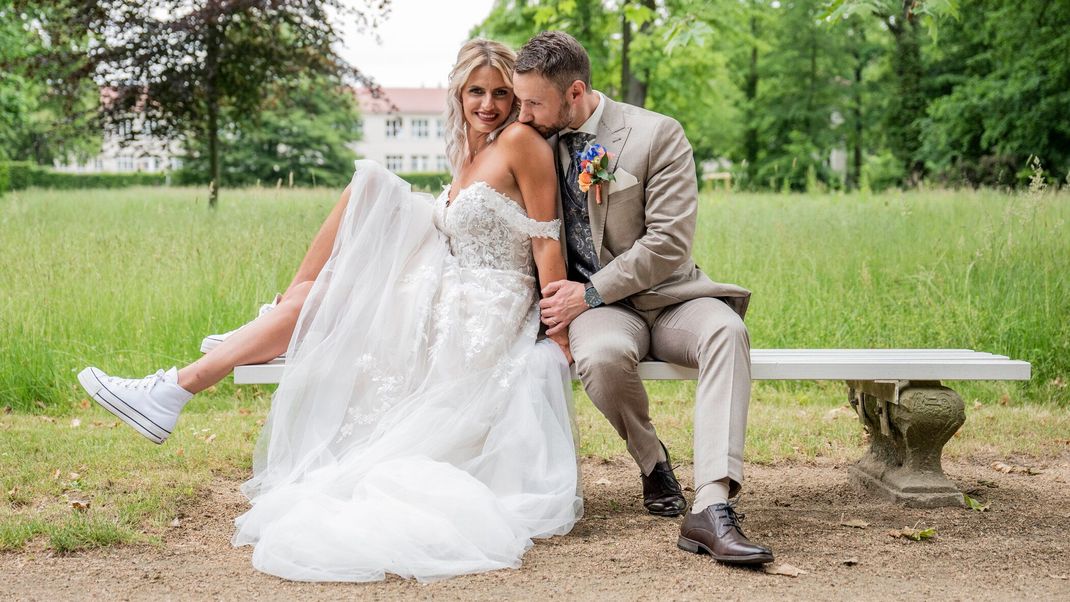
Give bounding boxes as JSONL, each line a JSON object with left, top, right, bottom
{"left": 567, "top": 80, "right": 587, "bottom": 102}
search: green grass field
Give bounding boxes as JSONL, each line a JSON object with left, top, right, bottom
{"left": 2, "top": 185, "right": 1067, "bottom": 411}
{"left": 1, "top": 184, "right": 1068, "bottom": 552}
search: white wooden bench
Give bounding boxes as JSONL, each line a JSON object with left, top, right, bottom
{"left": 234, "top": 349, "right": 1031, "bottom": 508}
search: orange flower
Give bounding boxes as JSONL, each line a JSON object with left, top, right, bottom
{"left": 578, "top": 170, "right": 593, "bottom": 192}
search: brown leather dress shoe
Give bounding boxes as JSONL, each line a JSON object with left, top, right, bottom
{"left": 678, "top": 502, "right": 774, "bottom": 565}
{"left": 641, "top": 441, "right": 687, "bottom": 517}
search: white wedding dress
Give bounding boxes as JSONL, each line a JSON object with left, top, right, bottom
{"left": 231, "top": 160, "right": 583, "bottom": 582}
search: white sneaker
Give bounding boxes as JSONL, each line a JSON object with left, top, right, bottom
{"left": 77, "top": 367, "right": 193, "bottom": 444}
{"left": 200, "top": 294, "right": 283, "bottom": 356}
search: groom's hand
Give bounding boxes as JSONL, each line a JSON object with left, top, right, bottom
{"left": 540, "top": 280, "right": 588, "bottom": 336}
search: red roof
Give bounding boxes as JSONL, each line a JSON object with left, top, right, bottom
{"left": 356, "top": 87, "right": 448, "bottom": 114}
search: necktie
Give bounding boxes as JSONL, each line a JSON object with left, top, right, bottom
{"left": 562, "top": 132, "right": 594, "bottom": 207}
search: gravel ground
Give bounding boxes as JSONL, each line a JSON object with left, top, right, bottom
{"left": 3, "top": 456, "right": 1069, "bottom": 601}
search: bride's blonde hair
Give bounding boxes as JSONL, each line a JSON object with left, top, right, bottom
{"left": 444, "top": 39, "right": 519, "bottom": 175}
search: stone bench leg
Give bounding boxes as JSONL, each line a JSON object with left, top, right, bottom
{"left": 846, "top": 380, "right": 965, "bottom": 507}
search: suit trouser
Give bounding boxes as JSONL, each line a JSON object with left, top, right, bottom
{"left": 568, "top": 297, "right": 751, "bottom": 497}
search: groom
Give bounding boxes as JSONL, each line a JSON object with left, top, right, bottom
{"left": 514, "top": 31, "right": 772, "bottom": 565}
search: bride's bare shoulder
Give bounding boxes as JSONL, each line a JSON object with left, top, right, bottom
{"left": 498, "top": 122, "right": 550, "bottom": 149}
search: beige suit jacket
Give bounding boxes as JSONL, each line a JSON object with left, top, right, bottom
{"left": 553, "top": 96, "right": 751, "bottom": 318}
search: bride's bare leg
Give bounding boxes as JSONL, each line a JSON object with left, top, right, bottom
{"left": 284, "top": 184, "right": 352, "bottom": 294}
{"left": 178, "top": 281, "right": 314, "bottom": 393}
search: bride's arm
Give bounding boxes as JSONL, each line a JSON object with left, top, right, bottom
{"left": 502, "top": 124, "right": 572, "bottom": 363}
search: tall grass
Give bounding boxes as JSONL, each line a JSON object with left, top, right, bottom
{"left": 1, "top": 185, "right": 1067, "bottom": 412}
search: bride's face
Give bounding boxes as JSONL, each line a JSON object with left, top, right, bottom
{"left": 461, "top": 66, "right": 515, "bottom": 135}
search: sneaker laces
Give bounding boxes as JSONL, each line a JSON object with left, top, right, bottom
{"left": 106, "top": 369, "right": 167, "bottom": 391}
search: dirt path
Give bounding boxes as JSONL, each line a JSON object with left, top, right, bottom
{"left": 3, "top": 457, "right": 1069, "bottom": 601}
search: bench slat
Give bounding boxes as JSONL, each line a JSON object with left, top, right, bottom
{"left": 234, "top": 349, "right": 1031, "bottom": 384}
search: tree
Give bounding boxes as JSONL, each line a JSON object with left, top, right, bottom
{"left": 0, "top": 5, "right": 99, "bottom": 163}
{"left": 919, "top": 0, "right": 1070, "bottom": 186}
{"left": 14, "top": 0, "right": 389, "bottom": 206}
{"left": 180, "top": 74, "right": 361, "bottom": 188}
{"left": 826, "top": 0, "right": 961, "bottom": 185}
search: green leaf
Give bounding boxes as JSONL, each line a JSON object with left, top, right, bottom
{"left": 963, "top": 494, "right": 990, "bottom": 512}
{"left": 623, "top": 3, "right": 655, "bottom": 29}
{"left": 905, "top": 527, "right": 936, "bottom": 541}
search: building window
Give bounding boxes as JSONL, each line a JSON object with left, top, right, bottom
{"left": 436, "top": 155, "right": 449, "bottom": 172}
{"left": 436, "top": 119, "right": 445, "bottom": 139}
{"left": 118, "top": 156, "right": 134, "bottom": 171}
{"left": 411, "top": 155, "right": 430, "bottom": 172}
{"left": 385, "top": 117, "right": 402, "bottom": 138}
{"left": 385, "top": 155, "right": 404, "bottom": 172}
{"left": 412, "top": 119, "right": 429, "bottom": 138}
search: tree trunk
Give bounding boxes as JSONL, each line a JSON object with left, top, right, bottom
{"left": 205, "top": 21, "right": 222, "bottom": 207}
{"left": 849, "top": 24, "right": 865, "bottom": 190}
{"left": 885, "top": 2, "right": 926, "bottom": 186}
{"left": 620, "top": 0, "right": 654, "bottom": 107}
{"left": 742, "top": 12, "right": 760, "bottom": 183}
{"left": 207, "top": 98, "right": 220, "bottom": 208}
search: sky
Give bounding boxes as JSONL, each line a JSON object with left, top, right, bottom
{"left": 339, "top": 0, "right": 498, "bottom": 89}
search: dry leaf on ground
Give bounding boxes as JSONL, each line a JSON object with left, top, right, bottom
{"left": 764, "top": 562, "right": 807, "bottom": 577}
{"left": 169, "top": 517, "right": 182, "bottom": 528}
{"left": 840, "top": 518, "right": 870, "bottom": 529}
{"left": 992, "top": 462, "right": 1041, "bottom": 475}
{"left": 70, "top": 418, "right": 81, "bottom": 428}
{"left": 842, "top": 557, "right": 860, "bottom": 566}
{"left": 594, "top": 478, "right": 612, "bottom": 486}
{"left": 70, "top": 499, "right": 90, "bottom": 512}
{"left": 887, "top": 526, "right": 936, "bottom": 541}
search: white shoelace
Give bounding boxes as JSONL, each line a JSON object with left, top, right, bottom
{"left": 106, "top": 369, "right": 166, "bottom": 391}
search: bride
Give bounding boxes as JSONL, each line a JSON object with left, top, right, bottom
{"left": 77, "top": 39, "right": 583, "bottom": 582}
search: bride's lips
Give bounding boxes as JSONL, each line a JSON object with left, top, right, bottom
{"left": 474, "top": 111, "right": 500, "bottom": 125}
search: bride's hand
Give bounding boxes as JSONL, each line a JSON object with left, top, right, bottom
{"left": 548, "top": 330, "right": 573, "bottom": 365}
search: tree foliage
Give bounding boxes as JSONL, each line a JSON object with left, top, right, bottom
{"left": 10, "top": 0, "right": 389, "bottom": 206}
{"left": 179, "top": 74, "right": 361, "bottom": 188}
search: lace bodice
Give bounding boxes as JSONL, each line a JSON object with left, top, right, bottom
{"left": 436, "top": 182, "right": 560, "bottom": 278}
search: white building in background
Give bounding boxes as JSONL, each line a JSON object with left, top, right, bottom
{"left": 352, "top": 87, "right": 449, "bottom": 173}
{"left": 53, "top": 86, "right": 449, "bottom": 176}
{"left": 52, "top": 116, "right": 184, "bottom": 175}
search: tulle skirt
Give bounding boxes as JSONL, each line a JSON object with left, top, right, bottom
{"left": 231, "top": 162, "right": 582, "bottom": 582}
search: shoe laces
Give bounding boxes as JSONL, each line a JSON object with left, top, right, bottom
{"left": 106, "top": 369, "right": 166, "bottom": 391}
{"left": 713, "top": 502, "right": 746, "bottom": 533}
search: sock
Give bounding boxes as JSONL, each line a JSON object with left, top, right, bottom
{"left": 655, "top": 444, "right": 667, "bottom": 464}
{"left": 691, "top": 478, "right": 731, "bottom": 513}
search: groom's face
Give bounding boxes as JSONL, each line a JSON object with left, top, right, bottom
{"left": 514, "top": 72, "right": 574, "bottom": 139}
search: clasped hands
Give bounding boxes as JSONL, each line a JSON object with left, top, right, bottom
{"left": 539, "top": 279, "right": 589, "bottom": 365}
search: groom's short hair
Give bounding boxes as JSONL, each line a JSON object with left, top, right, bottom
{"left": 515, "top": 31, "right": 591, "bottom": 93}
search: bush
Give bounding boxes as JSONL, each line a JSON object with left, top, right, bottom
{"left": 862, "top": 151, "right": 905, "bottom": 192}
{"left": 0, "top": 162, "right": 168, "bottom": 191}
{"left": 398, "top": 172, "right": 451, "bottom": 192}
{"left": 3, "top": 161, "right": 38, "bottom": 191}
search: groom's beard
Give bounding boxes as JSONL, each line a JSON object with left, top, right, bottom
{"left": 532, "top": 104, "right": 574, "bottom": 139}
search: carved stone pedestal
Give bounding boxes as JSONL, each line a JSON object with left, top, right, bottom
{"left": 847, "top": 380, "right": 966, "bottom": 507}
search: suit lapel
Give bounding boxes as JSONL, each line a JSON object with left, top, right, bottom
{"left": 588, "top": 97, "right": 631, "bottom": 258}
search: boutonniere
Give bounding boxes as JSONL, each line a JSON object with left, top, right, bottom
{"left": 576, "top": 142, "right": 616, "bottom": 204}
